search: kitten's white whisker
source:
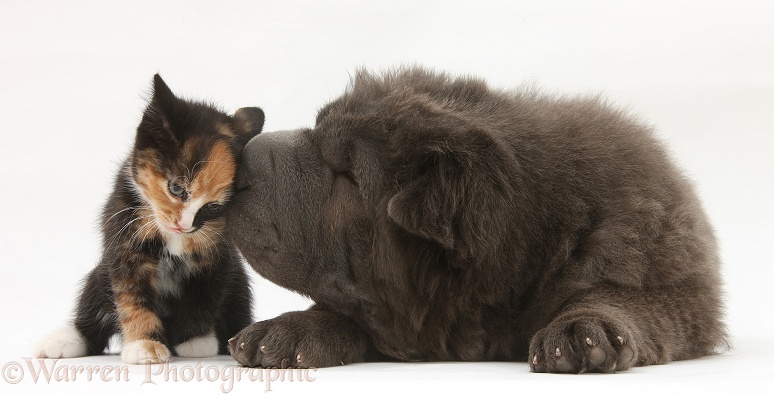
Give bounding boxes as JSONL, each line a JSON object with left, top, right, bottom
{"left": 203, "top": 225, "right": 226, "bottom": 242}
{"left": 129, "top": 220, "right": 157, "bottom": 247}
{"left": 105, "top": 214, "right": 155, "bottom": 251}
{"left": 118, "top": 218, "right": 153, "bottom": 247}
{"left": 200, "top": 229, "right": 216, "bottom": 247}
{"left": 194, "top": 226, "right": 221, "bottom": 259}
{"left": 191, "top": 161, "right": 205, "bottom": 175}
{"left": 102, "top": 206, "right": 145, "bottom": 226}
{"left": 191, "top": 160, "right": 230, "bottom": 175}
{"left": 181, "top": 163, "right": 192, "bottom": 182}
{"left": 105, "top": 218, "right": 142, "bottom": 248}
{"left": 142, "top": 221, "right": 157, "bottom": 240}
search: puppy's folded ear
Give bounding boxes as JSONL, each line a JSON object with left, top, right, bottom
{"left": 386, "top": 144, "right": 458, "bottom": 249}
{"left": 233, "top": 107, "right": 265, "bottom": 145}
{"left": 387, "top": 129, "right": 516, "bottom": 254}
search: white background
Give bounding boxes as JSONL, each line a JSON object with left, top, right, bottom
{"left": 1, "top": 0, "right": 772, "bottom": 395}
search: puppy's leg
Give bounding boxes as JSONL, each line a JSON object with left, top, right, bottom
{"left": 529, "top": 282, "right": 726, "bottom": 373}
{"left": 229, "top": 306, "right": 378, "bottom": 368}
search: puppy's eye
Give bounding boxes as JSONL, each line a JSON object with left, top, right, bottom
{"left": 337, "top": 171, "right": 358, "bottom": 186}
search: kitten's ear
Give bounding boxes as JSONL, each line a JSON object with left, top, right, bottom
{"left": 152, "top": 74, "right": 179, "bottom": 113}
{"left": 136, "top": 74, "right": 180, "bottom": 146}
{"left": 233, "top": 107, "right": 265, "bottom": 144}
{"left": 146, "top": 74, "right": 182, "bottom": 143}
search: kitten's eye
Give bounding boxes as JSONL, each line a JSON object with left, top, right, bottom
{"left": 168, "top": 180, "right": 185, "bottom": 197}
{"left": 205, "top": 202, "right": 224, "bottom": 212}
{"left": 192, "top": 201, "right": 226, "bottom": 229}
{"left": 197, "top": 202, "right": 225, "bottom": 219}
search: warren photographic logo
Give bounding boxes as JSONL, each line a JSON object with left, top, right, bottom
{"left": 2, "top": 358, "right": 317, "bottom": 393}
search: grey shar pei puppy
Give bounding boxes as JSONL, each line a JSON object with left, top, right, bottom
{"left": 226, "top": 67, "right": 726, "bottom": 373}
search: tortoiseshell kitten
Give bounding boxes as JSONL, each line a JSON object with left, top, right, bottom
{"left": 34, "top": 75, "right": 263, "bottom": 364}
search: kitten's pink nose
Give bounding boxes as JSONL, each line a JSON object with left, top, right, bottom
{"left": 177, "top": 220, "right": 192, "bottom": 232}
{"left": 166, "top": 225, "right": 183, "bottom": 234}
{"left": 178, "top": 212, "right": 195, "bottom": 231}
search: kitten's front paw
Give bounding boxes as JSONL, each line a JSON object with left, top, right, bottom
{"left": 122, "top": 340, "right": 171, "bottom": 364}
{"left": 229, "top": 310, "right": 370, "bottom": 368}
{"left": 34, "top": 325, "right": 88, "bottom": 358}
{"left": 175, "top": 332, "right": 218, "bottom": 358}
{"left": 529, "top": 313, "right": 637, "bottom": 373}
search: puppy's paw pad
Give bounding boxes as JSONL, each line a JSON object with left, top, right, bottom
{"left": 230, "top": 311, "right": 368, "bottom": 368}
{"left": 122, "top": 340, "right": 171, "bottom": 364}
{"left": 529, "top": 317, "right": 637, "bottom": 374}
{"left": 34, "top": 325, "right": 88, "bottom": 358}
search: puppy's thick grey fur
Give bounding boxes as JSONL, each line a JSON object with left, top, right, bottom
{"left": 227, "top": 67, "right": 726, "bottom": 373}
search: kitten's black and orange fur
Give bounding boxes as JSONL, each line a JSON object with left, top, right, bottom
{"left": 36, "top": 75, "right": 263, "bottom": 364}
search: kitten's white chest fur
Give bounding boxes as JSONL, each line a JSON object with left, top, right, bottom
{"left": 163, "top": 232, "right": 186, "bottom": 256}
{"left": 156, "top": 245, "right": 196, "bottom": 298}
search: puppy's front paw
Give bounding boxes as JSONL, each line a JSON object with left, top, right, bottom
{"left": 229, "top": 310, "right": 370, "bottom": 368}
{"left": 529, "top": 314, "right": 637, "bottom": 373}
{"left": 122, "top": 340, "right": 171, "bottom": 364}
